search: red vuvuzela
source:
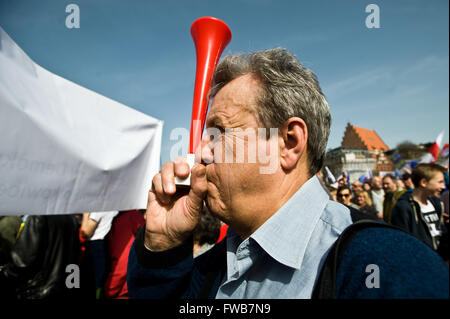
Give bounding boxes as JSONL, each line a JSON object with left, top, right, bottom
{"left": 189, "top": 17, "right": 232, "bottom": 154}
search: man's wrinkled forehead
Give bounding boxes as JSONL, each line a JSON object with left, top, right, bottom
{"left": 206, "top": 74, "right": 262, "bottom": 127}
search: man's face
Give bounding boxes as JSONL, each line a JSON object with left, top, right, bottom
{"left": 423, "top": 172, "right": 445, "bottom": 197}
{"left": 201, "top": 74, "right": 279, "bottom": 225}
{"left": 351, "top": 182, "right": 363, "bottom": 192}
{"left": 396, "top": 179, "right": 405, "bottom": 189}
{"left": 337, "top": 189, "right": 352, "bottom": 205}
{"left": 371, "top": 176, "right": 382, "bottom": 190}
{"left": 382, "top": 177, "right": 397, "bottom": 194}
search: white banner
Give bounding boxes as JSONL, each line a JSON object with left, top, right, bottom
{"left": 0, "top": 27, "right": 163, "bottom": 215}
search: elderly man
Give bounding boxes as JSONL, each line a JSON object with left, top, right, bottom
{"left": 127, "top": 49, "right": 448, "bottom": 298}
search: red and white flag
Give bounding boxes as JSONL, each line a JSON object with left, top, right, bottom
{"left": 420, "top": 130, "right": 445, "bottom": 163}
{"left": 429, "top": 130, "right": 445, "bottom": 162}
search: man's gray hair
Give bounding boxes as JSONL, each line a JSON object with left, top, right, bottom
{"left": 210, "top": 48, "right": 331, "bottom": 176}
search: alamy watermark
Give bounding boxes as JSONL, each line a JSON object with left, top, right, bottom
{"left": 65, "top": 264, "right": 80, "bottom": 289}
{"left": 65, "top": 4, "right": 80, "bottom": 29}
{"left": 170, "top": 123, "right": 279, "bottom": 175}
{"left": 365, "top": 4, "right": 380, "bottom": 29}
{"left": 365, "top": 264, "right": 380, "bottom": 289}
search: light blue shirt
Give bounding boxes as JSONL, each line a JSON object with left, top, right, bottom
{"left": 215, "top": 175, "right": 353, "bottom": 299}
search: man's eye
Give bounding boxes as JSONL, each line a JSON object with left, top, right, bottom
{"left": 216, "top": 126, "right": 225, "bottom": 133}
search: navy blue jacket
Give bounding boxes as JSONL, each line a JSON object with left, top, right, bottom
{"left": 391, "top": 192, "right": 445, "bottom": 251}
{"left": 127, "top": 225, "right": 449, "bottom": 299}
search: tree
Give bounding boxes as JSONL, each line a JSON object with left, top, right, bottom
{"left": 396, "top": 141, "right": 428, "bottom": 160}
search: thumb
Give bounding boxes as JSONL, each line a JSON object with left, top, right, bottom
{"left": 185, "top": 164, "right": 208, "bottom": 215}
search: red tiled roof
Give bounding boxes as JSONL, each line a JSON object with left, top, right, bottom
{"left": 352, "top": 125, "right": 389, "bottom": 151}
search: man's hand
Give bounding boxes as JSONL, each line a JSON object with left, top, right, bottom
{"left": 144, "top": 159, "right": 208, "bottom": 251}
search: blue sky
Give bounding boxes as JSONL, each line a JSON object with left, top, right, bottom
{"left": 1, "top": 0, "right": 448, "bottom": 163}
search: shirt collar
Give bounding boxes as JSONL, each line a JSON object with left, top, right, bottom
{"left": 250, "top": 175, "right": 329, "bottom": 269}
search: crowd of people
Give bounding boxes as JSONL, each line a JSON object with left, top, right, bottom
{"left": 324, "top": 164, "right": 449, "bottom": 263}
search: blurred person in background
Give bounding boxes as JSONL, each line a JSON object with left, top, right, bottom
{"left": 0, "top": 215, "right": 22, "bottom": 265}
{"left": 354, "top": 191, "right": 378, "bottom": 218}
{"left": 80, "top": 211, "right": 118, "bottom": 299}
{"left": 0, "top": 214, "right": 80, "bottom": 299}
{"left": 370, "top": 176, "right": 384, "bottom": 219}
{"left": 193, "top": 207, "right": 221, "bottom": 257}
{"left": 363, "top": 181, "right": 371, "bottom": 192}
{"left": 336, "top": 186, "right": 359, "bottom": 209}
{"left": 350, "top": 180, "right": 363, "bottom": 206}
{"left": 396, "top": 178, "right": 406, "bottom": 192}
{"left": 104, "top": 210, "right": 145, "bottom": 299}
{"left": 392, "top": 164, "right": 447, "bottom": 261}
{"left": 401, "top": 173, "right": 415, "bottom": 192}
{"left": 328, "top": 184, "right": 338, "bottom": 201}
{"left": 439, "top": 170, "right": 449, "bottom": 264}
{"left": 382, "top": 174, "right": 406, "bottom": 223}
{"left": 351, "top": 180, "right": 363, "bottom": 192}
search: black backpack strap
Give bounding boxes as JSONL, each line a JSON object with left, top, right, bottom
{"left": 312, "top": 206, "right": 403, "bottom": 299}
{"left": 198, "top": 269, "right": 223, "bottom": 299}
{"left": 348, "top": 205, "right": 379, "bottom": 223}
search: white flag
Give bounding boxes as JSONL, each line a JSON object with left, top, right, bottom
{"left": 0, "top": 27, "right": 163, "bottom": 215}
{"left": 324, "top": 166, "right": 336, "bottom": 183}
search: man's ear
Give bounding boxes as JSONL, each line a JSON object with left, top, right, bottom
{"left": 419, "top": 177, "right": 428, "bottom": 189}
{"left": 279, "top": 117, "right": 308, "bottom": 170}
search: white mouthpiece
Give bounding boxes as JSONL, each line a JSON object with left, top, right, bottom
{"left": 174, "top": 153, "right": 196, "bottom": 186}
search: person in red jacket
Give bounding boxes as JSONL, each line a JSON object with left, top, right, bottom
{"left": 104, "top": 210, "right": 145, "bottom": 299}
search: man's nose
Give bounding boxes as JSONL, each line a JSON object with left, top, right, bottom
{"left": 196, "top": 134, "right": 215, "bottom": 164}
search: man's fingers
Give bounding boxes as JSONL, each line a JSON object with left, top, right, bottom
{"left": 185, "top": 164, "right": 208, "bottom": 214}
{"left": 152, "top": 173, "right": 171, "bottom": 204}
{"left": 147, "top": 189, "right": 157, "bottom": 204}
{"left": 191, "top": 164, "right": 207, "bottom": 195}
{"left": 151, "top": 159, "right": 194, "bottom": 205}
{"left": 161, "top": 162, "right": 176, "bottom": 194}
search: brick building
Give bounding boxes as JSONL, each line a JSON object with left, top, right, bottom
{"left": 324, "top": 123, "right": 394, "bottom": 182}
{"left": 341, "top": 123, "right": 394, "bottom": 172}
{"left": 341, "top": 124, "right": 389, "bottom": 152}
